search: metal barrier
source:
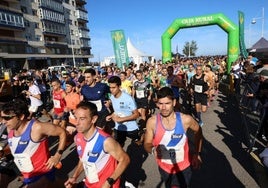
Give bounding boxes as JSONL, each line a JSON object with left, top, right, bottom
{"left": 239, "top": 81, "right": 267, "bottom": 153}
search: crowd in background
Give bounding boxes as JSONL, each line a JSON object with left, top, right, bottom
{"left": 0, "top": 54, "right": 268, "bottom": 187}
{"left": 6, "top": 54, "right": 268, "bottom": 144}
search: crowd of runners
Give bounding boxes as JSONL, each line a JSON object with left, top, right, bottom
{"left": 0, "top": 54, "right": 267, "bottom": 188}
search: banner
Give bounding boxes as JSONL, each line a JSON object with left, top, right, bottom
{"left": 238, "top": 11, "right": 248, "bottom": 59}
{"left": 111, "top": 30, "right": 129, "bottom": 69}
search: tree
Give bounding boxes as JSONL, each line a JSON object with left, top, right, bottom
{"left": 183, "top": 41, "right": 198, "bottom": 57}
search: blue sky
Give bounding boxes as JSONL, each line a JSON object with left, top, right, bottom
{"left": 86, "top": 0, "right": 268, "bottom": 61}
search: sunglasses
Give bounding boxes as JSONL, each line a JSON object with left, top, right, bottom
{"left": 1, "top": 115, "right": 16, "bottom": 121}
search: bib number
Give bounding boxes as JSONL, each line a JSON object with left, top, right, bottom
{"left": 161, "top": 148, "right": 184, "bottom": 164}
{"left": 83, "top": 161, "right": 99, "bottom": 183}
{"left": 14, "top": 153, "right": 34, "bottom": 172}
{"left": 194, "top": 85, "right": 203, "bottom": 93}
{"left": 136, "top": 90, "right": 145, "bottom": 98}
{"left": 53, "top": 99, "right": 61, "bottom": 108}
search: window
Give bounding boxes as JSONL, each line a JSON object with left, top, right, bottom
{"left": 32, "top": 9, "right": 37, "bottom": 16}
{"left": 26, "top": 46, "right": 33, "bottom": 53}
{"left": 24, "top": 20, "right": 30, "bottom": 27}
{"left": 36, "top": 35, "right": 41, "bottom": 41}
{"left": 68, "top": 19, "right": 72, "bottom": 25}
{"left": 35, "top": 23, "right": 39, "bottom": 28}
{"left": 21, "top": 6, "right": 27, "bottom": 13}
{"left": 25, "top": 34, "right": 32, "bottom": 40}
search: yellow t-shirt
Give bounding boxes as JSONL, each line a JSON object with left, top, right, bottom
{"left": 121, "top": 80, "right": 132, "bottom": 95}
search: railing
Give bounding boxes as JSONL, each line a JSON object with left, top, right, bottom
{"left": 45, "top": 40, "right": 67, "bottom": 46}
{"left": 239, "top": 80, "right": 267, "bottom": 153}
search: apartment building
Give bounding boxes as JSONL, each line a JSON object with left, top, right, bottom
{"left": 0, "top": 0, "right": 92, "bottom": 72}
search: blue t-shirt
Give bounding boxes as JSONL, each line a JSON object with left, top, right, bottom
{"left": 81, "top": 82, "right": 110, "bottom": 113}
{"left": 110, "top": 92, "right": 139, "bottom": 131}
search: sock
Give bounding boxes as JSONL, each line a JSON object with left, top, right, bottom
{"left": 197, "top": 112, "right": 202, "bottom": 122}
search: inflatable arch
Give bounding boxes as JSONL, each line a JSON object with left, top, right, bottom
{"left": 161, "top": 13, "right": 239, "bottom": 73}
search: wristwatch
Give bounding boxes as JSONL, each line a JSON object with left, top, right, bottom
{"left": 57, "top": 149, "right": 64, "bottom": 155}
{"left": 107, "top": 177, "right": 115, "bottom": 185}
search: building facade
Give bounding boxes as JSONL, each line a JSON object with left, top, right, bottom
{"left": 0, "top": 0, "right": 92, "bottom": 73}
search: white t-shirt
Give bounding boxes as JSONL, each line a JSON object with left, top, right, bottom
{"left": 29, "top": 84, "right": 43, "bottom": 107}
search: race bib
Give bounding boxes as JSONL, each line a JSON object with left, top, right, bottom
{"left": 14, "top": 153, "right": 34, "bottom": 172}
{"left": 161, "top": 148, "right": 184, "bottom": 164}
{"left": 136, "top": 90, "right": 145, "bottom": 99}
{"left": 1, "top": 134, "right": 7, "bottom": 139}
{"left": 83, "top": 161, "right": 99, "bottom": 183}
{"left": 116, "top": 112, "right": 126, "bottom": 117}
{"left": 89, "top": 100, "right": 102, "bottom": 112}
{"left": 194, "top": 85, "right": 203, "bottom": 93}
{"left": 53, "top": 99, "right": 61, "bottom": 108}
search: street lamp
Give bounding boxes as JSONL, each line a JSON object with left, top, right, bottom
{"left": 251, "top": 7, "right": 265, "bottom": 38}
{"left": 70, "top": 31, "right": 76, "bottom": 67}
{"left": 248, "top": 22, "right": 252, "bottom": 47}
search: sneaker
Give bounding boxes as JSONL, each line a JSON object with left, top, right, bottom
{"left": 125, "top": 181, "right": 135, "bottom": 188}
{"left": 252, "top": 111, "right": 258, "bottom": 115}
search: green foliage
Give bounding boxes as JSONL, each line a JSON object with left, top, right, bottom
{"left": 183, "top": 41, "right": 198, "bottom": 57}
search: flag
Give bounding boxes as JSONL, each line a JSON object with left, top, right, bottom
{"left": 238, "top": 11, "right": 248, "bottom": 59}
{"left": 111, "top": 30, "right": 129, "bottom": 69}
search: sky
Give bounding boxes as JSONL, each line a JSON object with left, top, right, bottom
{"left": 86, "top": 0, "right": 268, "bottom": 62}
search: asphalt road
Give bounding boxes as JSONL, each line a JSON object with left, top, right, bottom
{"left": 6, "top": 91, "right": 268, "bottom": 188}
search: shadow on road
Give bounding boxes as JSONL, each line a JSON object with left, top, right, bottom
{"left": 209, "top": 93, "right": 266, "bottom": 187}
{"left": 191, "top": 137, "right": 245, "bottom": 188}
{"left": 122, "top": 141, "right": 148, "bottom": 187}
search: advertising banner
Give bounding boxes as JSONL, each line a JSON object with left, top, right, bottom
{"left": 111, "top": 30, "right": 129, "bottom": 69}
{"left": 238, "top": 11, "right": 248, "bottom": 59}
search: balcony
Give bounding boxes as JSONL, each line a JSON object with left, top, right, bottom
{"left": 76, "top": 0, "right": 86, "bottom": 6}
{"left": 78, "top": 30, "right": 90, "bottom": 39}
{"left": 38, "top": 1, "right": 64, "bottom": 13}
{"left": 0, "top": 10, "right": 24, "bottom": 29}
{"left": 76, "top": 9, "right": 88, "bottom": 22}
{"left": 45, "top": 40, "right": 67, "bottom": 47}
{"left": 42, "top": 28, "right": 66, "bottom": 36}
{"left": 78, "top": 26, "right": 89, "bottom": 31}
{"left": 39, "top": 9, "right": 65, "bottom": 24}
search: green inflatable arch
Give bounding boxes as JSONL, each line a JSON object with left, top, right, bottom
{"left": 162, "top": 13, "right": 239, "bottom": 73}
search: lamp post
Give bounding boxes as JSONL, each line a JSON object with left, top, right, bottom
{"left": 248, "top": 22, "right": 252, "bottom": 47}
{"left": 70, "top": 31, "right": 76, "bottom": 67}
{"left": 251, "top": 7, "right": 265, "bottom": 38}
